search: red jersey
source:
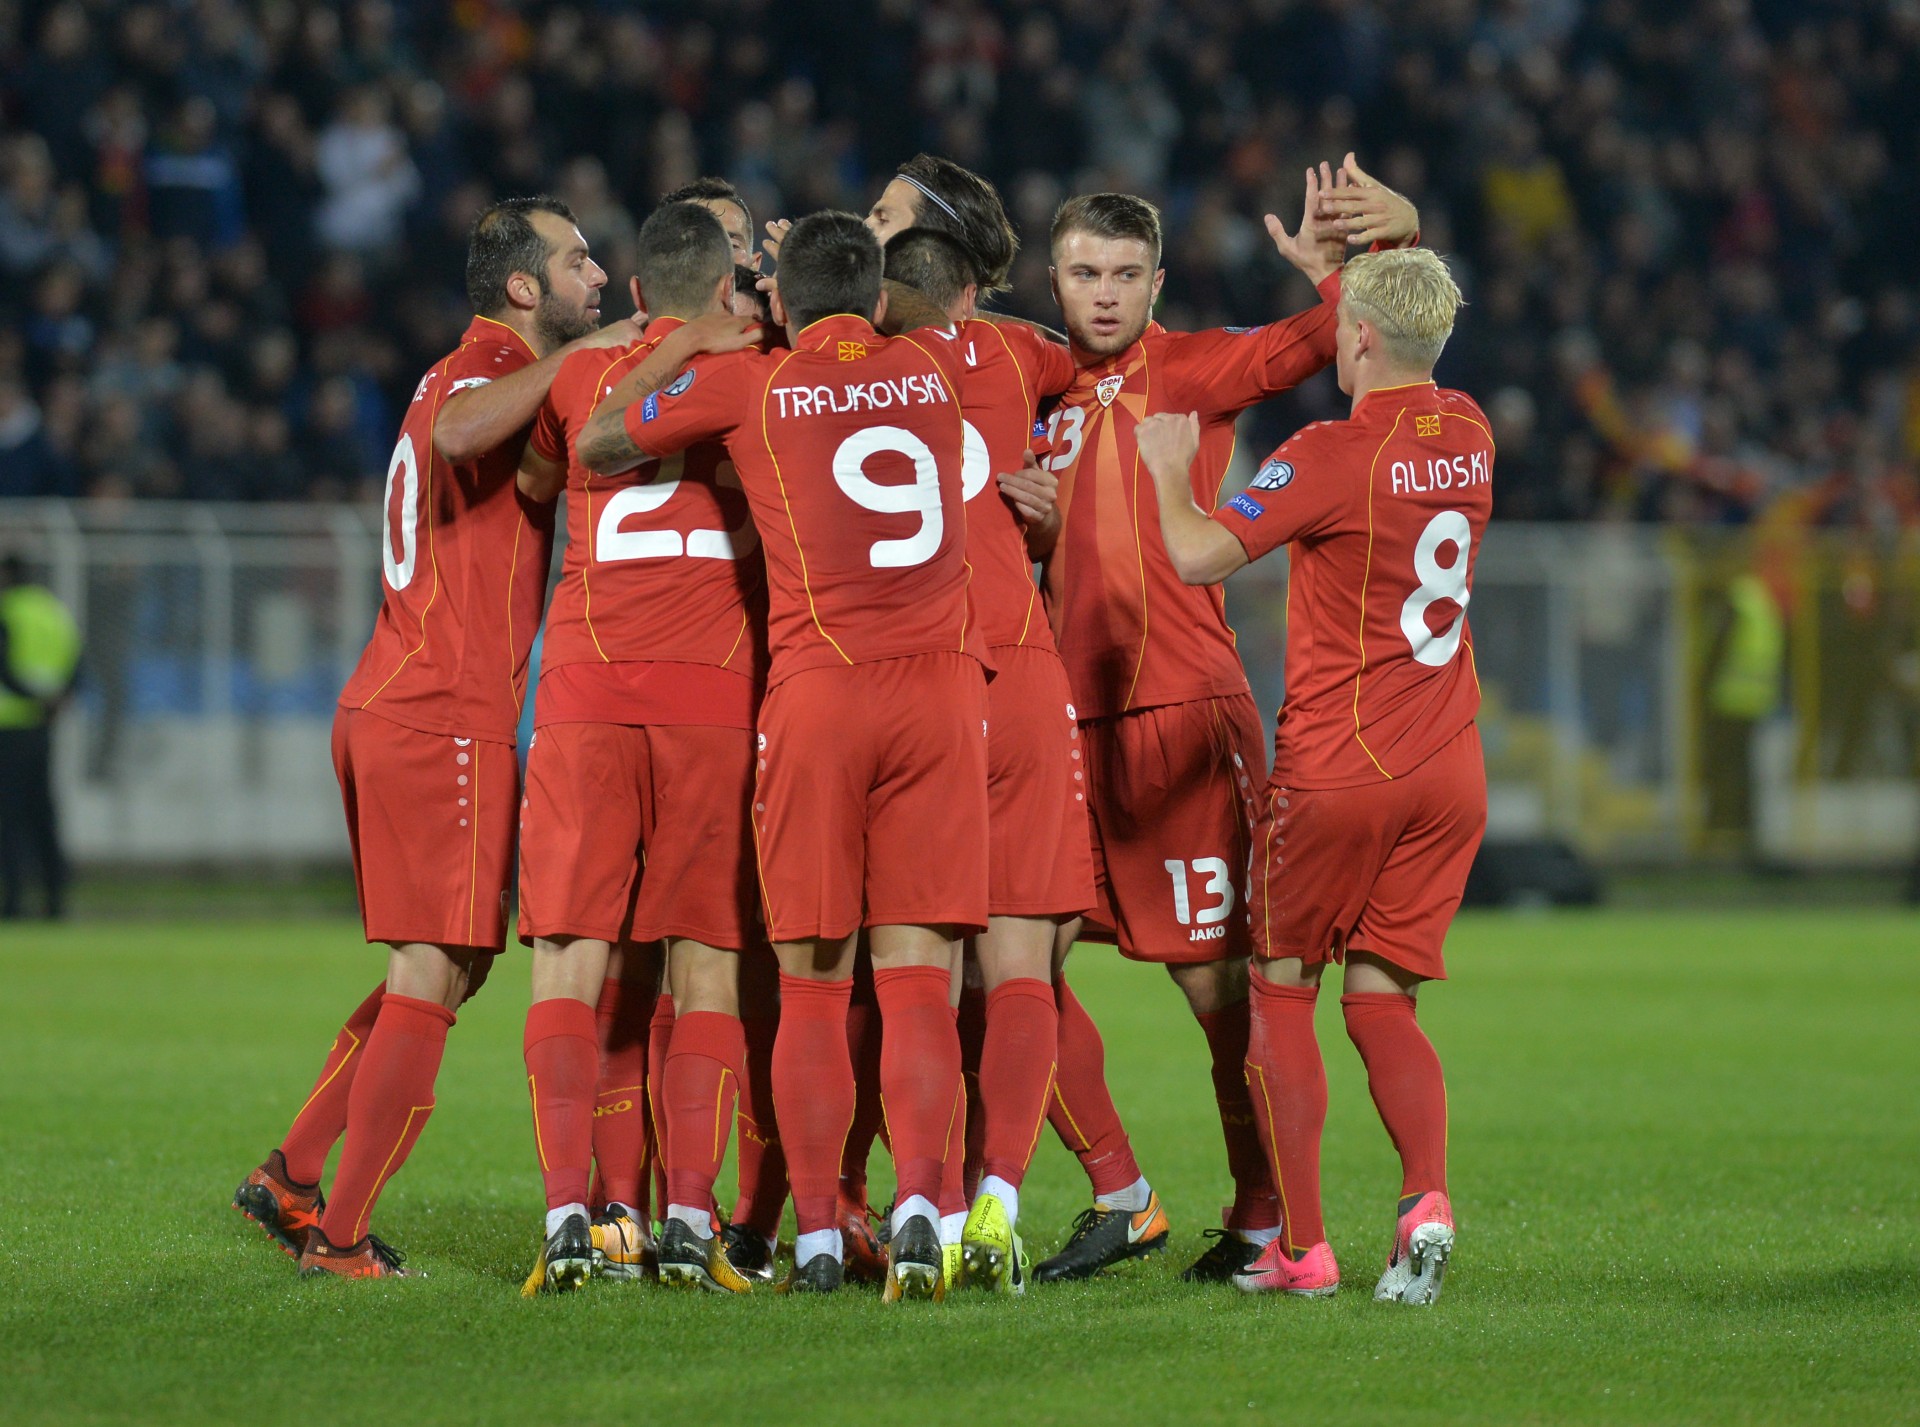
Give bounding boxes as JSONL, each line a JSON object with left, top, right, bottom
{"left": 623, "top": 314, "right": 984, "bottom": 688}
{"left": 954, "top": 318, "right": 1072, "bottom": 650}
{"left": 528, "top": 316, "right": 767, "bottom": 726}
{"left": 1040, "top": 273, "right": 1341, "bottom": 719}
{"left": 1213, "top": 381, "right": 1493, "bottom": 789}
{"left": 338, "top": 316, "right": 556, "bottom": 745}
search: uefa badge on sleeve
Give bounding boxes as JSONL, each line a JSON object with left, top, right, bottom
{"left": 664, "top": 368, "right": 696, "bottom": 397}
{"left": 1250, "top": 457, "right": 1295, "bottom": 492}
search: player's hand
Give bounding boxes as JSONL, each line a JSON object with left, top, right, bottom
{"left": 1266, "top": 164, "right": 1343, "bottom": 286}
{"left": 997, "top": 450, "right": 1058, "bottom": 527}
{"left": 569, "top": 311, "right": 649, "bottom": 352}
{"left": 762, "top": 217, "right": 791, "bottom": 267}
{"left": 1320, "top": 153, "right": 1420, "bottom": 247}
{"left": 682, "top": 311, "right": 764, "bottom": 355}
{"left": 1136, "top": 411, "right": 1203, "bottom": 482}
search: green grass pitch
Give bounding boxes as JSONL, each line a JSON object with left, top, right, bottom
{"left": 2, "top": 910, "right": 1916, "bottom": 1425}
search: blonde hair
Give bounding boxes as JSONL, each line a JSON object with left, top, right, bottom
{"left": 1340, "top": 248, "right": 1464, "bottom": 370}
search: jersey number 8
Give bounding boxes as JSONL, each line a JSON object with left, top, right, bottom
{"left": 1401, "top": 510, "right": 1473, "bottom": 667}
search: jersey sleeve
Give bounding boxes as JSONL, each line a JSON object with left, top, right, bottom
{"left": 1209, "top": 424, "right": 1351, "bottom": 563}
{"left": 625, "top": 353, "right": 749, "bottom": 457}
{"left": 989, "top": 319, "right": 1074, "bottom": 399}
{"left": 1161, "top": 271, "right": 1342, "bottom": 415}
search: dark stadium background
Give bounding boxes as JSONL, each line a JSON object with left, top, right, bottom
{"left": 5, "top": 0, "right": 1916, "bottom": 525}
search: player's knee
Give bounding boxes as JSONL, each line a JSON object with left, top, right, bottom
{"left": 1167, "top": 953, "right": 1248, "bottom": 1013}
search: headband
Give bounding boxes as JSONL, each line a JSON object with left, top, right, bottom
{"left": 896, "top": 172, "right": 962, "bottom": 226}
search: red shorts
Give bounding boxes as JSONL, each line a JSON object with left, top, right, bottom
{"left": 987, "top": 646, "right": 1096, "bottom": 919}
{"left": 517, "top": 721, "right": 760, "bottom": 950}
{"left": 755, "top": 653, "right": 989, "bottom": 943}
{"left": 1251, "top": 722, "right": 1486, "bottom": 980}
{"left": 1079, "top": 692, "right": 1267, "bottom": 964}
{"left": 331, "top": 705, "right": 516, "bottom": 951}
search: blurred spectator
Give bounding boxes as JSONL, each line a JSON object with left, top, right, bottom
{"left": 0, "top": 0, "right": 1909, "bottom": 518}
{"left": 0, "top": 551, "right": 81, "bottom": 920}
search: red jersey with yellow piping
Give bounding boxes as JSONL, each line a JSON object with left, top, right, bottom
{"left": 954, "top": 318, "right": 1072, "bottom": 650}
{"left": 1040, "top": 273, "right": 1341, "bottom": 719}
{"left": 527, "top": 316, "right": 768, "bottom": 725}
{"left": 622, "top": 313, "right": 985, "bottom": 688}
{"left": 338, "top": 316, "right": 556, "bottom": 745}
{"left": 1212, "top": 382, "right": 1493, "bottom": 790}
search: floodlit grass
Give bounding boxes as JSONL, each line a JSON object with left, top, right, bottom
{"left": 2, "top": 911, "right": 1916, "bottom": 1425}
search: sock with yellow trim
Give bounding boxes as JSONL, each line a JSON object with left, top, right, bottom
{"left": 524, "top": 996, "right": 598, "bottom": 1212}
{"left": 280, "top": 979, "right": 385, "bottom": 1185}
{"left": 1342, "top": 991, "right": 1448, "bottom": 1198}
{"left": 662, "top": 1010, "right": 744, "bottom": 1213}
{"left": 1245, "top": 976, "right": 1326, "bottom": 1254}
{"left": 318, "top": 993, "right": 454, "bottom": 1245}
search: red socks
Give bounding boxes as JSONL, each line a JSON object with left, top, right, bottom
{"left": 591, "top": 975, "right": 652, "bottom": 1212}
{"left": 1195, "top": 999, "right": 1282, "bottom": 1231}
{"left": 524, "top": 996, "right": 598, "bottom": 1212}
{"left": 645, "top": 992, "right": 675, "bottom": 1216}
{"left": 732, "top": 1011, "right": 787, "bottom": 1235}
{"left": 839, "top": 969, "right": 885, "bottom": 1203}
{"left": 977, "top": 978, "right": 1057, "bottom": 1189}
{"left": 318, "top": 993, "right": 454, "bottom": 1245}
{"left": 1047, "top": 976, "right": 1142, "bottom": 1198}
{"left": 773, "top": 974, "right": 855, "bottom": 1234}
{"left": 1342, "top": 992, "right": 1449, "bottom": 1198}
{"left": 957, "top": 981, "right": 988, "bottom": 1203}
{"left": 280, "top": 979, "right": 385, "bottom": 1185}
{"left": 1245, "top": 976, "right": 1327, "bottom": 1254}
{"left": 662, "top": 1010, "right": 744, "bottom": 1211}
{"left": 873, "top": 965, "right": 964, "bottom": 1208}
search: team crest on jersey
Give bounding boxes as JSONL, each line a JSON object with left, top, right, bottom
{"left": 1228, "top": 493, "right": 1266, "bottom": 519}
{"left": 838, "top": 341, "right": 868, "bottom": 361}
{"left": 1095, "top": 374, "right": 1125, "bottom": 407}
{"left": 664, "top": 368, "right": 696, "bottom": 397}
{"left": 1250, "top": 458, "right": 1295, "bottom": 491}
{"left": 1416, "top": 414, "right": 1442, "bottom": 438}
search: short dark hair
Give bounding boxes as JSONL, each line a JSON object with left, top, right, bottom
{"left": 634, "top": 202, "right": 733, "bottom": 319}
{"left": 777, "top": 211, "right": 882, "bottom": 329}
{"left": 661, "top": 177, "right": 752, "bottom": 236}
{"left": 894, "top": 153, "right": 1017, "bottom": 294}
{"left": 1050, "top": 192, "right": 1163, "bottom": 267}
{"left": 733, "top": 262, "right": 769, "bottom": 318}
{"left": 883, "top": 226, "right": 978, "bottom": 311}
{"left": 466, "top": 196, "right": 577, "bottom": 315}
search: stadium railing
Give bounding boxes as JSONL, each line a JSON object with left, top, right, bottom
{"left": 2, "top": 499, "right": 1914, "bottom": 869}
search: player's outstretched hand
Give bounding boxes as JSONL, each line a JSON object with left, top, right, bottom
{"left": 1136, "top": 411, "right": 1202, "bottom": 483}
{"left": 1320, "top": 153, "right": 1420, "bottom": 248}
{"left": 1266, "top": 164, "right": 1344, "bottom": 286}
{"left": 756, "top": 218, "right": 792, "bottom": 300}
{"left": 998, "top": 450, "right": 1058, "bottom": 527}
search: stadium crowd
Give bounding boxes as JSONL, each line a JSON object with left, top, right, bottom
{"left": 1, "top": 0, "right": 1917, "bottom": 527}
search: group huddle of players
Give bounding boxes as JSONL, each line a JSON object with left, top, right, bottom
{"left": 230, "top": 150, "right": 1493, "bottom": 1307}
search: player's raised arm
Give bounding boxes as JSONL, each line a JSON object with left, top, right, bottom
{"left": 431, "top": 205, "right": 649, "bottom": 464}
{"left": 576, "top": 311, "right": 760, "bottom": 475}
{"left": 1136, "top": 412, "right": 1249, "bottom": 585}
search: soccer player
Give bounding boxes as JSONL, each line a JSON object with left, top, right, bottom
{"left": 1026, "top": 167, "right": 1418, "bottom": 1284}
{"left": 232, "top": 197, "right": 637, "bottom": 1278}
{"left": 512, "top": 202, "right": 770, "bottom": 1295}
{"left": 880, "top": 226, "right": 1096, "bottom": 1294}
{"left": 663, "top": 177, "right": 758, "bottom": 268}
{"left": 577, "top": 212, "right": 988, "bottom": 1300}
{"left": 1135, "top": 246, "right": 1487, "bottom": 1303}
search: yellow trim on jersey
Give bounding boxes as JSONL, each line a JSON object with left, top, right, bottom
{"left": 580, "top": 347, "right": 644, "bottom": 664}
{"left": 503, "top": 517, "right": 524, "bottom": 716}
{"left": 981, "top": 322, "right": 1045, "bottom": 647}
{"left": 1121, "top": 348, "right": 1154, "bottom": 710}
{"left": 357, "top": 356, "right": 453, "bottom": 710}
{"left": 469, "top": 313, "right": 540, "bottom": 363}
{"left": 1350, "top": 409, "right": 1406, "bottom": 780}
{"left": 759, "top": 349, "right": 853, "bottom": 665}
{"left": 898, "top": 329, "right": 974, "bottom": 654}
